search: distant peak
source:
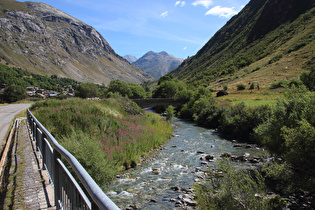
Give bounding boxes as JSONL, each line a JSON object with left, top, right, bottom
{"left": 159, "top": 51, "right": 169, "bottom": 56}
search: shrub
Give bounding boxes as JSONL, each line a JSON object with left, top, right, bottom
{"left": 269, "top": 80, "right": 288, "bottom": 89}
{"left": 237, "top": 84, "right": 246, "bottom": 90}
{"left": 288, "top": 78, "right": 303, "bottom": 88}
{"left": 194, "top": 159, "right": 273, "bottom": 210}
{"left": 255, "top": 87, "right": 315, "bottom": 172}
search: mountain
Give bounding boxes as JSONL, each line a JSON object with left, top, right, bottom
{"left": 0, "top": 0, "right": 153, "bottom": 84}
{"left": 123, "top": 55, "right": 137, "bottom": 63}
{"left": 133, "top": 51, "right": 184, "bottom": 80}
{"left": 169, "top": 0, "right": 315, "bottom": 88}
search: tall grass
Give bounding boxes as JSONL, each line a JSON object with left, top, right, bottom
{"left": 30, "top": 98, "right": 173, "bottom": 188}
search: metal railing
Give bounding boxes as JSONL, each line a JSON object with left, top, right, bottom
{"left": 27, "top": 109, "right": 120, "bottom": 210}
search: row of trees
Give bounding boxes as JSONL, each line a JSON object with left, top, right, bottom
{"left": 74, "top": 80, "right": 148, "bottom": 99}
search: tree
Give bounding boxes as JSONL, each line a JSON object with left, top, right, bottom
{"left": 75, "top": 83, "right": 99, "bottom": 98}
{"left": 3, "top": 85, "right": 27, "bottom": 103}
{"left": 108, "top": 80, "right": 132, "bottom": 97}
{"left": 128, "top": 83, "right": 146, "bottom": 99}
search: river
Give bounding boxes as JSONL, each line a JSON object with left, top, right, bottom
{"left": 107, "top": 117, "right": 266, "bottom": 209}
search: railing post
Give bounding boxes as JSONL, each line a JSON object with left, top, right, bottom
{"left": 53, "top": 149, "right": 61, "bottom": 209}
{"left": 40, "top": 132, "right": 46, "bottom": 170}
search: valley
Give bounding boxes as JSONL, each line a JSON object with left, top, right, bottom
{"left": 0, "top": 0, "right": 314, "bottom": 209}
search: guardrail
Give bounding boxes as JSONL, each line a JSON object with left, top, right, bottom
{"left": 27, "top": 109, "right": 120, "bottom": 210}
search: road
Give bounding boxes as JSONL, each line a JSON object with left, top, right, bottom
{"left": 0, "top": 103, "right": 32, "bottom": 147}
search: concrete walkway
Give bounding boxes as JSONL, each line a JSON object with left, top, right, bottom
{"left": 1, "top": 118, "right": 55, "bottom": 209}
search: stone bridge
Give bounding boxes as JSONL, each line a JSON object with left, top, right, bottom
{"left": 132, "top": 98, "right": 184, "bottom": 108}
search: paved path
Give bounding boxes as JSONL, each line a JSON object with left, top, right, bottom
{"left": 1, "top": 118, "right": 55, "bottom": 209}
{"left": 0, "top": 103, "right": 32, "bottom": 147}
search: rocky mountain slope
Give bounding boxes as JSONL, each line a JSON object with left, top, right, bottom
{"left": 169, "top": 0, "right": 315, "bottom": 87}
{"left": 0, "top": 0, "right": 153, "bottom": 84}
{"left": 132, "top": 51, "right": 183, "bottom": 80}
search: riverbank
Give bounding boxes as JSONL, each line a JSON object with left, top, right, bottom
{"left": 29, "top": 97, "right": 173, "bottom": 189}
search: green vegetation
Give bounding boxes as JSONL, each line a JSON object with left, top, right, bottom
{"left": 165, "top": 105, "right": 175, "bottom": 122}
{"left": 0, "top": 63, "right": 78, "bottom": 91}
{"left": 194, "top": 159, "right": 286, "bottom": 210}
{"left": 2, "top": 85, "right": 27, "bottom": 103}
{"left": 30, "top": 97, "right": 173, "bottom": 188}
{"left": 107, "top": 80, "right": 146, "bottom": 99}
{"left": 177, "top": 83, "right": 315, "bottom": 199}
{"left": 255, "top": 87, "right": 315, "bottom": 178}
{"left": 170, "top": 1, "right": 314, "bottom": 87}
{"left": 75, "top": 82, "right": 99, "bottom": 98}
{"left": 300, "top": 66, "right": 315, "bottom": 91}
{"left": 236, "top": 84, "right": 246, "bottom": 90}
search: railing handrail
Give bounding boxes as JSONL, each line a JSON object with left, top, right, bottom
{"left": 27, "top": 109, "right": 120, "bottom": 210}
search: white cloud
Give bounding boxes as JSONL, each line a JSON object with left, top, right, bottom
{"left": 205, "top": 6, "right": 238, "bottom": 18}
{"left": 160, "top": 11, "right": 169, "bottom": 18}
{"left": 192, "top": 0, "right": 213, "bottom": 8}
{"left": 183, "top": 47, "right": 187, "bottom": 50}
{"left": 175, "top": 1, "right": 186, "bottom": 7}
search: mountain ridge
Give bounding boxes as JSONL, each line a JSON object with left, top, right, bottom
{"left": 132, "top": 51, "right": 183, "bottom": 80}
{"left": 169, "top": 0, "right": 315, "bottom": 87}
{"left": 0, "top": 0, "right": 153, "bottom": 84}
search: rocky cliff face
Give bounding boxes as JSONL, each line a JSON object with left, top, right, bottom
{"left": 0, "top": 0, "right": 153, "bottom": 84}
{"left": 133, "top": 51, "right": 183, "bottom": 80}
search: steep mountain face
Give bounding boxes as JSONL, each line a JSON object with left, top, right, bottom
{"left": 133, "top": 51, "right": 183, "bottom": 80}
{"left": 0, "top": 0, "right": 153, "bottom": 84}
{"left": 170, "top": 0, "right": 315, "bottom": 86}
{"left": 123, "top": 55, "right": 137, "bottom": 63}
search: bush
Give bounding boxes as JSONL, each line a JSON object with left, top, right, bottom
{"left": 288, "top": 78, "right": 303, "bottom": 88}
{"left": 194, "top": 159, "right": 273, "bottom": 210}
{"left": 255, "top": 87, "right": 315, "bottom": 172}
{"left": 3, "top": 84, "right": 27, "bottom": 103}
{"left": 237, "top": 84, "right": 246, "bottom": 90}
{"left": 269, "top": 80, "right": 288, "bottom": 89}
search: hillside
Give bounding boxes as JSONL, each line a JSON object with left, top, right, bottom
{"left": 0, "top": 0, "right": 153, "bottom": 84}
{"left": 169, "top": 0, "right": 315, "bottom": 89}
{"left": 133, "top": 51, "right": 183, "bottom": 80}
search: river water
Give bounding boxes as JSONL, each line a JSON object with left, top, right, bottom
{"left": 107, "top": 118, "right": 266, "bottom": 209}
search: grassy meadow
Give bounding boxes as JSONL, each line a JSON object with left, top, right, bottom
{"left": 30, "top": 97, "right": 173, "bottom": 188}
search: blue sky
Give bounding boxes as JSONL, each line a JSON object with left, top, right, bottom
{"left": 18, "top": 0, "right": 250, "bottom": 59}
